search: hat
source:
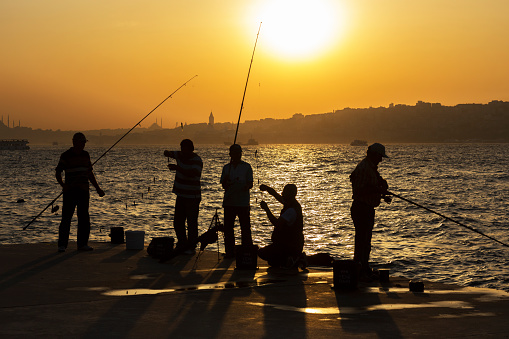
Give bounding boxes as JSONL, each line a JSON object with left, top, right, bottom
{"left": 72, "top": 132, "right": 87, "bottom": 142}
{"left": 368, "top": 143, "right": 388, "bottom": 158}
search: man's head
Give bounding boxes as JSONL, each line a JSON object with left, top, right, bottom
{"left": 282, "top": 184, "right": 298, "bottom": 203}
{"left": 72, "top": 132, "right": 87, "bottom": 150}
{"left": 229, "top": 144, "right": 242, "bottom": 162}
{"left": 367, "top": 143, "right": 388, "bottom": 164}
{"left": 180, "top": 139, "right": 194, "bottom": 155}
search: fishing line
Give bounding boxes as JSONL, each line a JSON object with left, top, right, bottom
{"left": 389, "top": 191, "right": 509, "bottom": 248}
{"left": 233, "top": 22, "right": 262, "bottom": 145}
{"left": 23, "top": 75, "right": 198, "bottom": 230}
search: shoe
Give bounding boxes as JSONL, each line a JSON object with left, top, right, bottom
{"left": 297, "top": 252, "right": 308, "bottom": 270}
{"left": 58, "top": 246, "right": 66, "bottom": 253}
{"left": 78, "top": 245, "right": 94, "bottom": 251}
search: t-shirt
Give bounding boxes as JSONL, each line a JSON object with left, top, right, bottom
{"left": 350, "top": 157, "right": 384, "bottom": 207}
{"left": 169, "top": 151, "right": 202, "bottom": 199}
{"left": 55, "top": 148, "right": 92, "bottom": 191}
{"left": 220, "top": 161, "right": 253, "bottom": 207}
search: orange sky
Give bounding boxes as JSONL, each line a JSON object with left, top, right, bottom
{"left": 1, "top": 0, "right": 509, "bottom": 130}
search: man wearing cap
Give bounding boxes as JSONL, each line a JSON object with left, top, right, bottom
{"left": 164, "top": 139, "right": 203, "bottom": 254}
{"left": 220, "top": 144, "right": 254, "bottom": 258}
{"left": 349, "top": 142, "right": 391, "bottom": 280}
{"left": 56, "top": 132, "right": 105, "bottom": 252}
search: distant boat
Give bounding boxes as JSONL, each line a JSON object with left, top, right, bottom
{"left": 223, "top": 138, "right": 259, "bottom": 146}
{"left": 0, "top": 139, "right": 30, "bottom": 150}
{"left": 350, "top": 139, "right": 367, "bottom": 146}
{"left": 245, "top": 138, "right": 259, "bottom": 146}
{"left": 52, "top": 141, "right": 58, "bottom": 146}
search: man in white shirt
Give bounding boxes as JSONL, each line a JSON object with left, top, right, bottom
{"left": 220, "top": 144, "right": 254, "bottom": 258}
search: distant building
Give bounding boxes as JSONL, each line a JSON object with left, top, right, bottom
{"left": 209, "top": 112, "right": 214, "bottom": 126}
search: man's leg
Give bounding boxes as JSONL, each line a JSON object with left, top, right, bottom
{"left": 58, "top": 191, "right": 77, "bottom": 249}
{"left": 185, "top": 197, "right": 201, "bottom": 248}
{"left": 173, "top": 196, "right": 188, "bottom": 248}
{"left": 237, "top": 206, "right": 253, "bottom": 247}
{"left": 76, "top": 190, "right": 91, "bottom": 249}
{"left": 223, "top": 207, "right": 237, "bottom": 257}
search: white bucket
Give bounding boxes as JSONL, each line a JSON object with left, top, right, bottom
{"left": 125, "top": 231, "right": 145, "bottom": 250}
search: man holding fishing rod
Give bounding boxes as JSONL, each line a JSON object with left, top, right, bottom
{"left": 258, "top": 183, "right": 305, "bottom": 269}
{"left": 164, "top": 139, "right": 203, "bottom": 255}
{"left": 55, "top": 132, "right": 105, "bottom": 252}
{"left": 349, "top": 142, "right": 392, "bottom": 280}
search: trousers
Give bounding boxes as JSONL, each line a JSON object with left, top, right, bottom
{"left": 223, "top": 206, "right": 253, "bottom": 256}
{"left": 58, "top": 188, "right": 90, "bottom": 248}
{"left": 351, "top": 200, "right": 375, "bottom": 273}
{"left": 173, "top": 196, "right": 201, "bottom": 248}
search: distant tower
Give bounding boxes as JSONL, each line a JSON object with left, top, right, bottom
{"left": 209, "top": 112, "right": 214, "bottom": 126}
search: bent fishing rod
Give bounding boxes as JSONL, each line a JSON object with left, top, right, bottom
{"left": 388, "top": 191, "right": 509, "bottom": 248}
{"left": 23, "top": 75, "right": 198, "bottom": 230}
{"left": 233, "top": 22, "right": 261, "bottom": 145}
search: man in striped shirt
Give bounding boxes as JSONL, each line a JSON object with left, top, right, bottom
{"left": 56, "top": 132, "right": 105, "bottom": 252}
{"left": 164, "top": 139, "right": 203, "bottom": 254}
{"left": 349, "top": 143, "right": 391, "bottom": 280}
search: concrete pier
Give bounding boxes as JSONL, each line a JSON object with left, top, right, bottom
{"left": 1, "top": 242, "right": 508, "bottom": 338}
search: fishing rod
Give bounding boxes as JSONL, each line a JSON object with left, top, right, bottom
{"left": 23, "top": 75, "right": 198, "bottom": 230}
{"left": 233, "top": 22, "right": 261, "bottom": 145}
{"left": 388, "top": 191, "right": 509, "bottom": 248}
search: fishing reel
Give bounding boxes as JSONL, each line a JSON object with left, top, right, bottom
{"left": 382, "top": 194, "right": 392, "bottom": 204}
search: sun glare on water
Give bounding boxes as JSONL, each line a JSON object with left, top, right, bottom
{"left": 252, "top": 0, "right": 347, "bottom": 60}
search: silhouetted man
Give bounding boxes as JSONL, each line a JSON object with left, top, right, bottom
{"left": 259, "top": 183, "right": 305, "bottom": 269}
{"left": 164, "top": 139, "right": 203, "bottom": 254}
{"left": 349, "top": 142, "right": 391, "bottom": 280}
{"left": 220, "top": 144, "right": 253, "bottom": 258}
{"left": 56, "top": 132, "right": 105, "bottom": 252}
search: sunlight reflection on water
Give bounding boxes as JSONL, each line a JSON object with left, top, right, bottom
{"left": 1, "top": 144, "right": 508, "bottom": 292}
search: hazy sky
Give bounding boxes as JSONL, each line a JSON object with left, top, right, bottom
{"left": 2, "top": 0, "right": 509, "bottom": 130}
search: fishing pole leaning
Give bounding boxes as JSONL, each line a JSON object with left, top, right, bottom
{"left": 388, "top": 191, "right": 509, "bottom": 248}
{"left": 23, "top": 75, "right": 198, "bottom": 230}
{"left": 233, "top": 22, "right": 261, "bottom": 145}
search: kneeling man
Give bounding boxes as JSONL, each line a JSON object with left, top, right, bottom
{"left": 259, "top": 184, "right": 305, "bottom": 269}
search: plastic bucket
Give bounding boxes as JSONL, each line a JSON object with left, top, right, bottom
{"left": 125, "top": 231, "right": 145, "bottom": 250}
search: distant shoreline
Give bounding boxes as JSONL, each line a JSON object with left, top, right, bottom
{"left": 2, "top": 100, "right": 509, "bottom": 144}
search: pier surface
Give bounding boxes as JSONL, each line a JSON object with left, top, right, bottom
{"left": 1, "top": 242, "right": 508, "bottom": 338}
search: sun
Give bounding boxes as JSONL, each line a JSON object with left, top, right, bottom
{"left": 252, "top": 0, "right": 347, "bottom": 60}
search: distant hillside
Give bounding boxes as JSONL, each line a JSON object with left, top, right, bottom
{"left": 1, "top": 101, "right": 508, "bottom": 144}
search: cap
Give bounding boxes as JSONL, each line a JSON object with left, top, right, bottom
{"left": 368, "top": 143, "right": 388, "bottom": 158}
{"left": 72, "top": 132, "right": 87, "bottom": 142}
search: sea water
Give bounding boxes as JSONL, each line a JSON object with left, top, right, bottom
{"left": 1, "top": 144, "right": 508, "bottom": 292}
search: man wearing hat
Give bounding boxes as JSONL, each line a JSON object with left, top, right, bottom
{"left": 55, "top": 132, "right": 105, "bottom": 252}
{"left": 349, "top": 142, "right": 391, "bottom": 280}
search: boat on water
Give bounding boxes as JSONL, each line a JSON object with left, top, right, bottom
{"left": 0, "top": 139, "right": 30, "bottom": 150}
{"left": 245, "top": 138, "right": 259, "bottom": 145}
{"left": 223, "top": 138, "right": 259, "bottom": 146}
{"left": 350, "top": 139, "right": 368, "bottom": 146}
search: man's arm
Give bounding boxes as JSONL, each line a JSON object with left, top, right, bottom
{"left": 88, "top": 171, "right": 105, "bottom": 197}
{"left": 259, "top": 184, "right": 284, "bottom": 204}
